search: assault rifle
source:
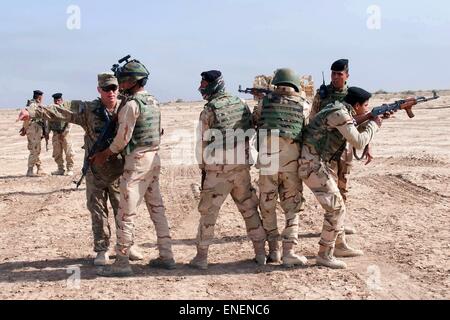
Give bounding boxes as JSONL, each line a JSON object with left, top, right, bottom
{"left": 238, "top": 85, "right": 272, "bottom": 96}
{"left": 348, "top": 91, "right": 440, "bottom": 161}
{"left": 42, "top": 120, "right": 50, "bottom": 152}
{"left": 354, "top": 91, "right": 440, "bottom": 125}
{"left": 201, "top": 169, "right": 207, "bottom": 190}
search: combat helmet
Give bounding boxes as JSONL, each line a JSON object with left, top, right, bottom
{"left": 112, "top": 55, "right": 150, "bottom": 84}
{"left": 272, "top": 68, "right": 301, "bottom": 92}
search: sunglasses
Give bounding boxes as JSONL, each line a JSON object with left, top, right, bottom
{"left": 101, "top": 85, "right": 118, "bottom": 92}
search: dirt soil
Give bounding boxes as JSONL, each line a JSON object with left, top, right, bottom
{"left": 0, "top": 91, "right": 449, "bottom": 300}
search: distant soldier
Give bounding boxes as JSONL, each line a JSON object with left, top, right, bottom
{"left": 18, "top": 74, "right": 144, "bottom": 266}
{"left": 91, "top": 58, "right": 176, "bottom": 277}
{"left": 21, "top": 90, "right": 48, "bottom": 177}
{"left": 311, "top": 59, "right": 358, "bottom": 234}
{"left": 299, "top": 87, "right": 382, "bottom": 269}
{"left": 189, "top": 70, "right": 267, "bottom": 270}
{"left": 49, "top": 93, "right": 75, "bottom": 176}
{"left": 253, "top": 68, "right": 311, "bottom": 267}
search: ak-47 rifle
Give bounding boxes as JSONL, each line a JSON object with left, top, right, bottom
{"left": 201, "top": 169, "right": 207, "bottom": 190}
{"left": 42, "top": 120, "right": 50, "bottom": 152}
{"left": 354, "top": 91, "right": 440, "bottom": 125}
{"left": 238, "top": 85, "right": 272, "bottom": 97}
{"left": 349, "top": 91, "right": 440, "bottom": 160}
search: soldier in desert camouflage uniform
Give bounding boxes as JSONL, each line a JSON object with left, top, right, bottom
{"left": 21, "top": 90, "right": 47, "bottom": 177}
{"left": 48, "top": 93, "right": 75, "bottom": 176}
{"left": 189, "top": 70, "right": 267, "bottom": 270}
{"left": 311, "top": 59, "right": 358, "bottom": 234}
{"left": 19, "top": 74, "right": 144, "bottom": 266}
{"left": 92, "top": 58, "right": 175, "bottom": 277}
{"left": 253, "top": 68, "right": 311, "bottom": 267}
{"left": 299, "top": 87, "right": 382, "bottom": 269}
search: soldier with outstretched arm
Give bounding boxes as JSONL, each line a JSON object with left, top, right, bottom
{"left": 18, "top": 74, "right": 144, "bottom": 266}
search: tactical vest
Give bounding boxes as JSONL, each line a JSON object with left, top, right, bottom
{"left": 88, "top": 100, "right": 113, "bottom": 141}
{"left": 207, "top": 93, "right": 253, "bottom": 150}
{"left": 258, "top": 93, "right": 305, "bottom": 142}
{"left": 87, "top": 99, "right": 124, "bottom": 184}
{"left": 304, "top": 101, "right": 352, "bottom": 162}
{"left": 124, "top": 93, "right": 161, "bottom": 155}
{"left": 319, "top": 84, "right": 348, "bottom": 111}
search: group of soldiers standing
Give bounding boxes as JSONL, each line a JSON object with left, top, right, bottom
{"left": 18, "top": 57, "right": 384, "bottom": 277}
{"left": 20, "top": 91, "right": 74, "bottom": 177}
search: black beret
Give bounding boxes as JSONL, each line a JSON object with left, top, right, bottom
{"left": 52, "top": 93, "right": 63, "bottom": 99}
{"left": 344, "top": 87, "right": 372, "bottom": 105}
{"left": 33, "top": 90, "right": 44, "bottom": 96}
{"left": 201, "top": 70, "right": 222, "bottom": 83}
{"left": 331, "top": 59, "right": 349, "bottom": 72}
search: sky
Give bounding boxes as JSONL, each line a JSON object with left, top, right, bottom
{"left": 0, "top": 0, "right": 449, "bottom": 107}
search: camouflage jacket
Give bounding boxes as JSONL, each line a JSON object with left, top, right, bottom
{"left": 27, "top": 99, "right": 124, "bottom": 183}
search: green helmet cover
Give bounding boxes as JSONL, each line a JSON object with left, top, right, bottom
{"left": 116, "top": 60, "right": 150, "bottom": 83}
{"left": 272, "top": 68, "right": 301, "bottom": 92}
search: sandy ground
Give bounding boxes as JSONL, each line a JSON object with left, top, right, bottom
{"left": 0, "top": 92, "right": 449, "bottom": 300}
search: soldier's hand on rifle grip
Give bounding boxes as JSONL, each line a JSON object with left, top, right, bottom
{"left": 382, "top": 110, "right": 396, "bottom": 119}
{"left": 373, "top": 115, "right": 383, "bottom": 128}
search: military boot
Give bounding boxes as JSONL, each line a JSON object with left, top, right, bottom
{"left": 97, "top": 251, "right": 133, "bottom": 277}
{"left": 316, "top": 245, "right": 347, "bottom": 269}
{"left": 26, "top": 167, "right": 35, "bottom": 177}
{"left": 148, "top": 257, "right": 176, "bottom": 270}
{"left": 52, "top": 167, "right": 65, "bottom": 176}
{"left": 129, "top": 245, "right": 144, "bottom": 261}
{"left": 94, "top": 251, "right": 109, "bottom": 266}
{"left": 282, "top": 242, "right": 307, "bottom": 268}
{"left": 252, "top": 241, "right": 267, "bottom": 266}
{"left": 334, "top": 233, "right": 364, "bottom": 258}
{"left": 65, "top": 168, "right": 74, "bottom": 176}
{"left": 36, "top": 165, "right": 47, "bottom": 176}
{"left": 267, "top": 240, "right": 282, "bottom": 264}
{"left": 189, "top": 246, "right": 209, "bottom": 270}
{"left": 344, "top": 225, "right": 357, "bottom": 235}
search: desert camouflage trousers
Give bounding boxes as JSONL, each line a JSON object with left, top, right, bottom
{"left": 26, "top": 122, "right": 43, "bottom": 168}
{"left": 115, "top": 151, "right": 173, "bottom": 259}
{"left": 52, "top": 131, "right": 75, "bottom": 170}
{"left": 196, "top": 167, "right": 266, "bottom": 247}
{"left": 298, "top": 144, "right": 346, "bottom": 248}
{"left": 330, "top": 143, "right": 353, "bottom": 202}
{"left": 86, "top": 171, "right": 120, "bottom": 252}
{"left": 259, "top": 172, "right": 305, "bottom": 244}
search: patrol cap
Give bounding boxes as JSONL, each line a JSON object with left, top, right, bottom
{"left": 52, "top": 93, "right": 63, "bottom": 100}
{"left": 331, "top": 59, "right": 349, "bottom": 72}
{"left": 344, "top": 87, "right": 372, "bottom": 105}
{"left": 98, "top": 73, "right": 119, "bottom": 88}
{"left": 33, "top": 90, "right": 44, "bottom": 96}
{"left": 201, "top": 70, "right": 222, "bottom": 83}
